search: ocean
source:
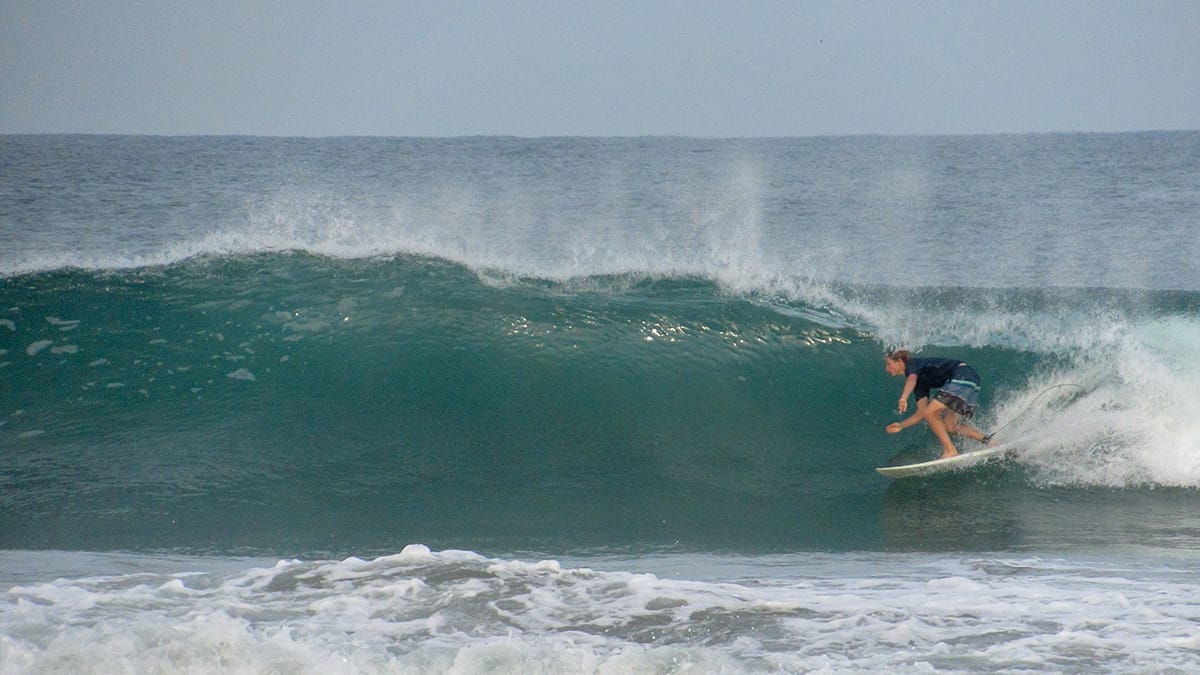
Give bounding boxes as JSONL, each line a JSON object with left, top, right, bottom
{"left": 1, "top": 133, "right": 1198, "bottom": 672}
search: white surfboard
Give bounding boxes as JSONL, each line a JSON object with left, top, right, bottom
{"left": 876, "top": 443, "right": 1018, "bottom": 479}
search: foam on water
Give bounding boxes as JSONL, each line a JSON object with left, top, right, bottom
{"left": 2, "top": 546, "right": 1198, "bottom": 674}
{"left": 1003, "top": 315, "right": 1200, "bottom": 487}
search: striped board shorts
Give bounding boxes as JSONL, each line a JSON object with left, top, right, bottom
{"left": 935, "top": 364, "right": 981, "bottom": 417}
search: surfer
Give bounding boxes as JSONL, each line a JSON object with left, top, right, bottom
{"left": 884, "top": 350, "right": 995, "bottom": 458}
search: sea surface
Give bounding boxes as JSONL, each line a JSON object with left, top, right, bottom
{"left": 1, "top": 133, "right": 1199, "bottom": 672}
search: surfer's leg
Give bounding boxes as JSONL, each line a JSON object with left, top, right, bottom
{"left": 923, "top": 399, "right": 959, "bottom": 458}
{"left": 947, "top": 417, "right": 987, "bottom": 443}
{"left": 935, "top": 389, "right": 993, "bottom": 446}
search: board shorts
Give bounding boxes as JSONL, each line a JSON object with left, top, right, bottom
{"left": 935, "top": 364, "right": 980, "bottom": 417}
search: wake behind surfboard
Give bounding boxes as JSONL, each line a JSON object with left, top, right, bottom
{"left": 876, "top": 444, "right": 1018, "bottom": 479}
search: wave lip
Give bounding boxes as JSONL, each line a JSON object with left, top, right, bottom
{"left": 6, "top": 133, "right": 1199, "bottom": 291}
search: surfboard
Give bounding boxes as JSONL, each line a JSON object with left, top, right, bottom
{"left": 876, "top": 443, "right": 1017, "bottom": 479}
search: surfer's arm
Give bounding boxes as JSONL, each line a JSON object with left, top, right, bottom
{"left": 886, "top": 397, "right": 927, "bottom": 434}
{"left": 897, "top": 374, "right": 918, "bottom": 413}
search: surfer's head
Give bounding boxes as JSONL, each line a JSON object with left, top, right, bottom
{"left": 885, "top": 349, "right": 910, "bottom": 376}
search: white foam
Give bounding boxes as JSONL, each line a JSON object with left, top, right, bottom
{"left": 2, "top": 548, "right": 1196, "bottom": 674}
{"left": 46, "top": 317, "right": 80, "bottom": 331}
{"left": 986, "top": 316, "right": 1200, "bottom": 488}
{"left": 24, "top": 340, "right": 52, "bottom": 356}
{"left": 226, "top": 368, "right": 256, "bottom": 382}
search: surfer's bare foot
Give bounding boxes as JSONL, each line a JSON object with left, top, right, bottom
{"left": 940, "top": 449, "right": 959, "bottom": 459}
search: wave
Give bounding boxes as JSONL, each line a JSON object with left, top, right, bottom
{"left": 7, "top": 133, "right": 1200, "bottom": 299}
{"left": 2, "top": 253, "right": 1198, "bottom": 554}
{"left": 1, "top": 153, "right": 777, "bottom": 285}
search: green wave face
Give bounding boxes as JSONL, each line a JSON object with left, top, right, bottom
{"left": 3, "top": 254, "right": 1198, "bottom": 555}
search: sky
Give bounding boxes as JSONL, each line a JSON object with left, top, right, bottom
{"left": 2, "top": 1, "right": 1198, "bottom": 137}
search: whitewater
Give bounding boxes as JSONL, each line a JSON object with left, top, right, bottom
{"left": 2, "top": 133, "right": 1199, "bottom": 672}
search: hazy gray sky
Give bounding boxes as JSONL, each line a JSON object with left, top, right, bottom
{"left": 3, "top": 1, "right": 1197, "bottom": 137}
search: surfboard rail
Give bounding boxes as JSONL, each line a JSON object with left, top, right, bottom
{"left": 875, "top": 444, "right": 1017, "bottom": 479}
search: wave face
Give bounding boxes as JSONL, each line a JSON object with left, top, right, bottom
{"left": 3, "top": 254, "right": 1199, "bottom": 554}
{"left": 2, "top": 133, "right": 1199, "bottom": 556}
